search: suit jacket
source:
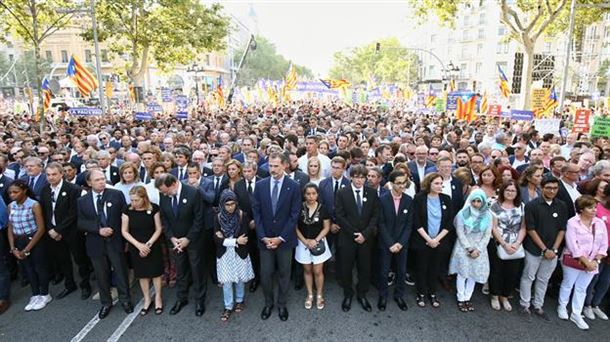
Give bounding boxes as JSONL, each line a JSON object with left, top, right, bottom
{"left": 171, "top": 166, "right": 189, "bottom": 181}
{"left": 306, "top": 127, "right": 326, "bottom": 136}
{"left": 76, "top": 188, "right": 126, "bottom": 258}
{"left": 378, "top": 192, "right": 414, "bottom": 249}
{"left": 20, "top": 173, "right": 48, "bottom": 199}
{"left": 257, "top": 168, "right": 270, "bottom": 179}
{"left": 206, "top": 174, "right": 228, "bottom": 207}
{"left": 40, "top": 181, "right": 81, "bottom": 237}
{"left": 407, "top": 160, "right": 434, "bottom": 192}
{"left": 0, "top": 174, "right": 13, "bottom": 205}
{"left": 234, "top": 177, "right": 260, "bottom": 221}
{"left": 557, "top": 181, "right": 577, "bottom": 219}
{"left": 319, "top": 176, "right": 350, "bottom": 223}
{"left": 158, "top": 183, "right": 204, "bottom": 243}
{"left": 252, "top": 176, "right": 301, "bottom": 249}
{"left": 101, "top": 166, "right": 121, "bottom": 185}
{"left": 335, "top": 185, "right": 380, "bottom": 240}
{"left": 7, "top": 163, "right": 21, "bottom": 179}
{"left": 449, "top": 177, "right": 466, "bottom": 212}
{"left": 183, "top": 178, "right": 216, "bottom": 230}
{"left": 410, "top": 192, "right": 454, "bottom": 251}
{"left": 288, "top": 170, "right": 310, "bottom": 190}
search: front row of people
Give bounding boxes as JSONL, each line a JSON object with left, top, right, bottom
{"left": 2, "top": 161, "right": 609, "bottom": 331}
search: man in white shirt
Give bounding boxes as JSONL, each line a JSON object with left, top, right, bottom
{"left": 298, "top": 135, "right": 331, "bottom": 178}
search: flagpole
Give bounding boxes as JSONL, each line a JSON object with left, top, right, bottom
{"left": 90, "top": 0, "right": 105, "bottom": 113}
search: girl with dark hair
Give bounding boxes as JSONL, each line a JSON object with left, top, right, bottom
{"left": 6, "top": 179, "right": 50, "bottom": 311}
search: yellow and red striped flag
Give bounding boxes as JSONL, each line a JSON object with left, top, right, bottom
{"left": 456, "top": 93, "right": 477, "bottom": 122}
{"left": 66, "top": 55, "right": 98, "bottom": 97}
{"left": 480, "top": 91, "right": 488, "bottom": 115}
{"left": 128, "top": 83, "right": 136, "bottom": 102}
{"left": 498, "top": 65, "right": 511, "bottom": 99}
{"left": 320, "top": 78, "right": 351, "bottom": 89}
{"left": 284, "top": 63, "right": 298, "bottom": 91}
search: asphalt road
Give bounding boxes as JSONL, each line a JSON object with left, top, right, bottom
{"left": 0, "top": 275, "right": 608, "bottom": 341}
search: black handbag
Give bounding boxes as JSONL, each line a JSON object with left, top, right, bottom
{"left": 310, "top": 240, "right": 326, "bottom": 256}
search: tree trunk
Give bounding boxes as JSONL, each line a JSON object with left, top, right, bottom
{"left": 30, "top": 0, "right": 44, "bottom": 131}
{"left": 520, "top": 38, "right": 535, "bottom": 110}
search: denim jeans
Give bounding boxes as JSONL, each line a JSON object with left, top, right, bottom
{"left": 585, "top": 262, "right": 610, "bottom": 307}
{"left": 222, "top": 281, "right": 245, "bottom": 310}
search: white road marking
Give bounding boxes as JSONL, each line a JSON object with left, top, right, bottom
{"left": 70, "top": 298, "right": 118, "bottom": 342}
{"left": 107, "top": 290, "right": 155, "bottom": 342}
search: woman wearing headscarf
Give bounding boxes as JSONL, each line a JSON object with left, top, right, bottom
{"left": 449, "top": 189, "right": 493, "bottom": 312}
{"left": 214, "top": 190, "right": 254, "bottom": 322}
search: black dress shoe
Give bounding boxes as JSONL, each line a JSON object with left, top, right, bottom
{"left": 294, "top": 281, "right": 304, "bottom": 291}
{"left": 249, "top": 279, "right": 258, "bottom": 293}
{"left": 81, "top": 287, "right": 92, "bottom": 300}
{"left": 98, "top": 305, "right": 112, "bottom": 319}
{"left": 122, "top": 302, "right": 134, "bottom": 314}
{"left": 377, "top": 297, "right": 387, "bottom": 311}
{"left": 358, "top": 297, "right": 372, "bottom": 312}
{"left": 342, "top": 296, "right": 352, "bottom": 312}
{"left": 195, "top": 302, "right": 205, "bottom": 316}
{"left": 260, "top": 306, "right": 273, "bottom": 320}
{"left": 169, "top": 300, "right": 188, "bottom": 315}
{"left": 395, "top": 297, "right": 408, "bottom": 311}
{"left": 57, "top": 286, "right": 77, "bottom": 299}
{"left": 278, "top": 307, "right": 289, "bottom": 321}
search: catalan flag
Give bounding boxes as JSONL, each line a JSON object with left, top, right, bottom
{"left": 66, "top": 55, "right": 98, "bottom": 97}
{"left": 543, "top": 86, "right": 558, "bottom": 115}
{"left": 498, "top": 65, "right": 511, "bottom": 98}
{"left": 105, "top": 81, "right": 113, "bottom": 99}
{"left": 425, "top": 83, "right": 436, "bottom": 108}
{"left": 449, "top": 79, "right": 456, "bottom": 92}
{"left": 284, "top": 63, "right": 298, "bottom": 91}
{"left": 41, "top": 78, "right": 52, "bottom": 114}
{"left": 480, "top": 91, "right": 488, "bottom": 115}
{"left": 456, "top": 93, "right": 477, "bottom": 122}
{"left": 128, "top": 83, "right": 136, "bottom": 102}
{"left": 320, "top": 78, "right": 351, "bottom": 89}
{"left": 216, "top": 78, "right": 225, "bottom": 108}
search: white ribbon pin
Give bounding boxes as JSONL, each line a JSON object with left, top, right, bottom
{"left": 0, "top": 183, "right": 3, "bottom": 188}
{"left": 552, "top": 213, "right": 558, "bottom": 218}
{"left": 442, "top": 205, "right": 447, "bottom": 210}
{"left": 62, "top": 192, "right": 67, "bottom": 197}
{"left": 147, "top": 210, "right": 152, "bottom": 215}
{"left": 362, "top": 197, "right": 367, "bottom": 202}
{"left": 183, "top": 198, "right": 187, "bottom": 204}
{"left": 107, "top": 202, "right": 112, "bottom": 208}
{"left": 403, "top": 209, "right": 408, "bottom": 214}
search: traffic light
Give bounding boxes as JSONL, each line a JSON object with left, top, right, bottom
{"left": 512, "top": 52, "right": 523, "bottom": 94}
{"left": 375, "top": 42, "right": 381, "bottom": 53}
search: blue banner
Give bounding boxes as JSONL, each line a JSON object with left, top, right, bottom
{"left": 134, "top": 111, "right": 152, "bottom": 120}
{"left": 175, "top": 95, "right": 188, "bottom": 119}
{"left": 68, "top": 107, "right": 103, "bottom": 116}
{"left": 295, "top": 81, "right": 338, "bottom": 94}
{"left": 510, "top": 109, "right": 534, "bottom": 121}
{"left": 161, "top": 88, "right": 173, "bottom": 102}
{"left": 147, "top": 103, "right": 162, "bottom": 113}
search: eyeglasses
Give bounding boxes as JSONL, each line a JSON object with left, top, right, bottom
{"left": 543, "top": 186, "right": 559, "bottom": 191}
{"left": 393, "top": 181, "right": 407, "bottom": 185}
{"left": 429, "top": 152, "right": 438, "bottom": 155}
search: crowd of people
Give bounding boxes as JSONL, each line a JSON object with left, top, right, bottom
{"left": 0, "top": 100, "right": 609, "bottom": 331}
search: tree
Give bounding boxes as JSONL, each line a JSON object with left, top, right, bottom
{"left": 329, "top": 37, "right": 419, "bottom": 86}
{"left": 409, "top": 0, "right": 609, "bottom": 109}
{"left": 0, "top": 51, "right": 51, "bottom": 87}
{"left": 233, "top": 36, "right": 314, "bottom": 87}
{"left": 87, "top": 0, "right": 231, "bottom": 86}
{"left": 0, "top": 0, "right": 77, "bottom": 127}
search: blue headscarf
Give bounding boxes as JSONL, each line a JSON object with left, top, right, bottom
{"left": 219, "top": 190, "right": 240, "bottom": 237}
{"left": 458, "top": 188, "right": 492, "bottom": 234}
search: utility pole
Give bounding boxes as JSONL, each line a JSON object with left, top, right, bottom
{"left": 558, "top": 0, "right": 576, "bottom": 114}
{"left": 90, "top": 0, "right": 105, "bottom": 114}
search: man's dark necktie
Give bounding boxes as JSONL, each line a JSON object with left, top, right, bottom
{"left": 172, "top": 195, "right": 178, "bottom": 217}
{"left": 271, "top": 180, "right": 279, "bottom": 215}
{"left": 355, "top": 190, "right": 362, "bottom": 215}
{"left": 334, "top": 180, "right": 339, "bottom": 196}
{"left": 178, "top": 168, "right": 183, "bottom": 180}
{"left": 247, "top": 181, "right": 253, "bottom": 194}
{"left": 214, "top": 177, "right": 220, "bottom": 193}
{"left": 29, "top": 176, "right": 35, "bottom": 189}
{"left": 96, "top": 194, "right": 108, "bottom": 227}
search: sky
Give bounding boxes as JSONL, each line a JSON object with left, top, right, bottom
{"left": 221, "top": 0, "right": 416, "bottom": 76}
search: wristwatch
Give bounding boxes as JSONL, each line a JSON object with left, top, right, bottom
{"left": 541, "top": 248, "right": 548, "bottom": 256}
{"left": 24, "top": 250, "right": 30, "bottom": 257}
{"left": 552, "top": 249, "right": 559, "bottom": 255}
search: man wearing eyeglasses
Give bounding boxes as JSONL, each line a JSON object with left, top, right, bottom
{"left": 509, "top": 143, "right": 529, "bottom": 169}
{"left": 519, "top": 176, "right": 567, "bottom": 322}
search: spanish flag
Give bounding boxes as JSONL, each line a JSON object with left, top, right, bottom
{"left": 498, "top": 65, "right": 511, "bottom": 99}
{"left": 320, "top": 78, "right": 351, "bottom": 89}
{"left": 456, "top": 93, "right": 477, "bottom": 122}
{"left": 66, "top": 55, "right": 98, "bottom": 97}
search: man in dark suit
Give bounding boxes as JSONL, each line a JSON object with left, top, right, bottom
{"left": 97, "top": 150, "right": 121, "bottom": 185}
{"left": 206, "top": 157, "right": 228, "bottom": 208}
{"left": 41, "top": 163, "right": 91, "bottom": 300}
{"left": 252, "top": 152, "right": 301, "bottom": 321}
{"left": 0, "top": 173, "right": 13, "bottom": 205}
{"left": 285, "top": 151, "right": 310, "bottom": 190}
{"left": 556, "top": 163, "right": 579, "bottom": 219}
{"left": 234, "top": 161, "right": 261, "bottom": 292}
{"left": 156, "top": 173, "right": 206, "bottom": 316}
{"left": 306, "top": 117, "right": 326, "bottom": 136}
{"left": 20, "top": 156, "right": 48, "bottom": 199}
{"left": 170, "top": 147, "right": 191, "bottom": 181}
{"left": 377, "top": 170, "right": 413, "bottom": 312}
{"left": 335, "top": 165, "right": 380, "bottom": 312}
{"left": 77, "top": 170, "right": 132, "bottom": 319}
{"left": 407, "top": 146, "right": 434, "bottom": 193}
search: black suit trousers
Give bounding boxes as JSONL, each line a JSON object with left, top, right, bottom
{"left": 338, "top": 233, "right": 372, "bottom": 298}
{"left": 48, "top": 231, "right": 92, "bottom": 289}
{"left": 414, "top": 247, "right": 442, "bottom": 296}
{"left": 378, "top": 246, "right": 407, "bottom": 299}
{"left": 260, "top": 247, "right": 292, "bottom": 308}
{"left": 174, "top": 238, "right": 206, "bottom": 303}
{"left": 90, "top": 242, "right": 131, "bottom": 306}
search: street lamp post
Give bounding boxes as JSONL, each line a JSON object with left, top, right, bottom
{"left": 187, "top": 63, "right": 205, "bottom": 105}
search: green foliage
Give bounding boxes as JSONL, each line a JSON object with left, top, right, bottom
{"left": 0, "top": 51, "right": 50, "bottom": 87}
{"left": 233, "top": 36, "right": 314, "bottom": 87}
{"left": 329, "top": 37, "right": 419, "bottom": 85}
{"left": 87, "top": 0, "right": 231, "bottom": 84}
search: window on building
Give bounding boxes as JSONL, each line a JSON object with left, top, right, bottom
{"left": 544, "top": 42, "right": 552, "bottom": 54}
{"left": 478, "top": 29, "right": 485, "bottom": 39}
{"left": 460, "top": 63, "right": 468, "bottom": 79}
{"left": 498, "top": 26, "right": 506, "bottom": 36}
{"left": 463, "top": 15, "right": 469, "bottom": 26}
{"left": 85, "top": 49, "right": 92, "bottom": 63}
{"left": 479, "top": 13, "right": 486, "bottom": 25}
{"left": 504, "top": 43, "right": 509, "bottom": 53}
{"left": 61, "top": 50, "right": 68, "bottom": 63}
{"left": 463, "top": 30, "right": 471, "bottom": 41}
{"left": 101, "top": 49, "right": 109, "bottom": 62}
{"left": 431, "top": 34, "right": 436, "bottom": 43}
{"left": 477, "top": 43, "right": 483, "bottom": 55}
{"left": 205, "top": 54, "right": 211, "bottom": 66}
{"left": 45, "top": 51, "right": 53, "bottom": 63}
{"left": 8, "top": 54, "right": 14, "bottom": 61}
{"left": 475, "top": 63, "right": 482, "bottom": 74}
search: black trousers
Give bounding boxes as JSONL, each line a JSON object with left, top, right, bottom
{"left": 338, "top": 233, "right": 372, "bottom": 299}
{"left": 90, "top": 244, "right": 130, "bottom": 306}
{"left": 174, "top": 238, "right": 206, "bottom": 303}
{"left": 48, "top": 230, "right": 92, "bottom": 290}
{"left": 247, "top": 228, "right": 260, "bottom": 280}
{"left": 414, "top": 247, "right": 443, "bottom": 296}
{"left": 15, "top": 235, "right": 49, "bottom": 297}
{"left": 260, "top": 247, "right": 292, "bottom": 308}
{"left": 378, "top": 246, "right": 407, "bottom": 299}
{"left": 201, "top": 229, "right": 217, "bottom": 284}
{"left": 488, "top": 242, "right": 522, "bottom": 297}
